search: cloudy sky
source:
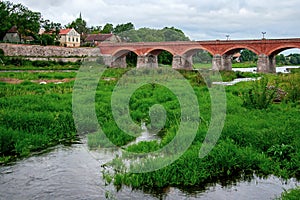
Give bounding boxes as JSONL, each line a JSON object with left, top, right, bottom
{"left": 9, "top": 0, "right": 300, "bottom": 41}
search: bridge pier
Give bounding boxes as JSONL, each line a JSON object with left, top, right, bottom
{"left": 172, "top": 55, "right": 193, "bottom": 70}
{"left": 137, "top": 55, "right": 158, "bottom": 68}
{"left": 257, "top": 54, "right": 276, "bottom": 73}
{"left": 212, "top": 54, "right": 232, "bottom": 71}
{"left": 104, "top": 55, "right": 127, "bottom": 68}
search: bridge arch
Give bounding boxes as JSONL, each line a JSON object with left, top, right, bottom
{"left": 268, "top": 45, "right": 300, "bottom": 56}
{"left": 182, "top": 47, "right": 214, "bottom": 57}
{"left": 222, "top": 46, "right": 260, "bottom": 56}
{"left": 112, "top": 48, "right": 139, "bottom": 58}
{"left": 110, "top": 48, "right": 139, "bottom": 68}
{"left": 145, "top": 47, "right": 175, "bottom": 56}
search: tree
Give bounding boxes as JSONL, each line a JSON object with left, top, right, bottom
{"left": 90, "top": 26, "right": 102, "bottom": 34}
{"left": 276, "top": 54, "right": 287, "bottom": 65}
{"left": 162, "top": 27, "right": 189, "bottom": 41}
{"left": 0, "top": 1, "right": 12, "bottom": 39}
{"left": 0, "top": 1, "right": 41, "bottom": 39}
{"left": 101, "top": 23, "right": 114, "bottom": 34}
{"left": 10, "top": 3, "right": 41, "bottom": 36}
{"left": 240, "top": 49, "right": 257, "bottom": 62}
{"left": 66, "top": 13, "right": 89, "bottom": 34}
{"left": 117, "top": 26, "right": 190, "bottom": 42}
{"left": 113, "top": 22, "right": 134, "bottom": 34}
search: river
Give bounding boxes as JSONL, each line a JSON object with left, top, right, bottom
{"left": 1, "top": 67, "right": 299, "bottom": 199}
{"left": 0, "top": 137, "right": 299, "bottom": 200}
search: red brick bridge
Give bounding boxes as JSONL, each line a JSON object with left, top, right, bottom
{"left": 99, "top": 38, "right": 300, "bottom": 73}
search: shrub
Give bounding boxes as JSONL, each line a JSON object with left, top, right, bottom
{"left": 242, "top": 77, "right": 277, "bottom": 109}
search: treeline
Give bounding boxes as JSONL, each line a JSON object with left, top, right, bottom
{"left": 276, "top": 54, "right": 300, "bottom": 66}
{"left": 0, "top": 1, "right": 190, "bottom": 45}
{"left": 236, "top": 49, "right": 300, "bottom": 66}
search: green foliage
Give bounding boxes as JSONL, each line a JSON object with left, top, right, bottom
{"left": 0, "top": 1, "right": 41, "bottom": 39}
{"left": 280, "top": 187, "right": 300, "bottom": 200}
{"left": 66, "top": 13, "right": 89, "bottom": 35}
{"left": 113, "top": 22, "right": 135, "bottom": 34}
{"left": 240, "top": 49, "right": 257, "bottom": 62}
{"left": 98, "top": 70, "right": 300, "bottom": 190}
{"left": 118, "top": 27, "right": 190, "bottom": 42}
{"left": 0, "top": 78, "right": 77, "bottom": 163}
{"left": 278, "top": 72, "right": 300, "bottom": 103}
{"left": 101, "top": 23, "right": 114, "bottom": 34}
{"left": 242, "top": 77, "right": 277, "bottom": 109}
{"left": 39, "top": 34, "right": 56, "bottom": 46}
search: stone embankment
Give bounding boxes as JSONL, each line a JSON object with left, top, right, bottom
{"left": 0, "top": 43, "right": 102, "bottom": 62}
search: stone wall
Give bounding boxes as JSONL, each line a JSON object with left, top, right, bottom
{"left": 0, "top": 43, "right": 101, "bottom": 58}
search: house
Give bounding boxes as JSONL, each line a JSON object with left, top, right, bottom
{"left": 21, "top": 36, "right": 35, "bottom": 43}
{"left": 59, "top": 28, "right": 80, "bottom": 47}
{"left": 84, "top": 33, "right": 121, "bottom": 46}
{"left": 3, "top": 26, "right": 21, "bottom": 43}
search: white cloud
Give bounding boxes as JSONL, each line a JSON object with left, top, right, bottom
{"left": 8, "top": 0, "right": 300, "bottom": 40}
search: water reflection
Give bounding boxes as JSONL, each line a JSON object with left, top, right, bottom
{"left": 0, "top": 139, "right": 299, "bottom": 200}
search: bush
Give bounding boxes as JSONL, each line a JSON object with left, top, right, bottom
{"left": 242, "top": 77, "right": 277, "bottom": 109}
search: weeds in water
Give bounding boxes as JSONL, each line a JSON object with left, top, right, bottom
{"left": 242, "top": 77, "right": 278, "bottom": 109}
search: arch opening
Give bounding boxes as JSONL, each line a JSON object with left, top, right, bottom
{"left": 181, "top": 48, "right": 213, "bottom": 69}
{"left": 272, "top": 48, "right": 300, "bottom": 67}
{"left": 112, "top": 49, "right": 138, "bottom": 68}
{"left": 147, "top": 49, "right": 174, "bottom": 67}
{"left": 223, "top": 48, "right": 258, "bottom": 69}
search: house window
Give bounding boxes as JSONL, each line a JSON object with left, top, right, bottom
{"left": 73, "top": 38, "right": 74, "bottom": 42}
{"left": 68, "top": 37, "right": 70, "bottom": 42}
{"left": 76, "top": 38, "right": 78, "bottom": 42}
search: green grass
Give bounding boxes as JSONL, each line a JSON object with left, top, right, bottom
{"left": 0, "top": 76, "right": 77, "bottom": 164}
{"left": 232, "top": 62, "right": 257, "bottom": 68}
{"left": 1, "top": 66, "right": 300, "bottom": 198}
{"left": 98, "top": 69, "right": 300, "bottom": 189}
{"left": 0, "top": 72, "right": 77, "bottom": 81}
{"left": 193, "top": 63, "right": 212, "bottom": 69}
{"left": 279, "top": 188, "right": 300, "bottom": 200}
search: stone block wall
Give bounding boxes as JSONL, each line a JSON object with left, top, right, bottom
{"left": 0, "top": 43, "right": 102, "bottom": 60}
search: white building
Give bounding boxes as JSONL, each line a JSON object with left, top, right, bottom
{"left": 59, "top": 28, "right": 80, "bottom": 47}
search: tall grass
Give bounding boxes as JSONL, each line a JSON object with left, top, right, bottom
{"left": 99, "top": 70, "right": 300, "bottom": 189}
{"left": 0, "top": 80, "right": 77, "bottom": 164}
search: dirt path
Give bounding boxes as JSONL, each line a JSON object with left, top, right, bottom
{"left": 0, "top": 77, "right": 75, "bottom": 84}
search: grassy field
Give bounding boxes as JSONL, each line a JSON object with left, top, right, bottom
{"left": 0, "top": 66, "right": 299, "bottom": 199}
{"left": 96, "top": 69, "right": 300, "bottom": 191}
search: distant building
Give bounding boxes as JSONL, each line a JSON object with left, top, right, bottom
{"left": 59, "top": 28, "right": 80, "bottom": 47}
{"left": 3, "top": 26, "right": 21, "bottom": 43}
{"left": 84, "top": 33, "right": 121, "bottom": 46}
{"left": 21, "top": 36, "right": 35, "bottom": 43}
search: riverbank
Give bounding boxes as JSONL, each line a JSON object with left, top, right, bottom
{"left": 0, "top": 66, "right": 299, "bottom": 199}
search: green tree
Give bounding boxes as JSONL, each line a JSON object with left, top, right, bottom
{"left": 66, "top": 13, "right": 89, "bottom": 34}
{"left": 0, "top": 1, "right": 12, "bottom": 39}
{"left": 101, "top": 23, "right": 114, "bottom": 34}
{"left": 0, "top": 1, "right": 41, "bottom": 39}
{"left": 240, "top": 49, "right": 257, "bottom": 62}
{"left": 113, "top": 22, "right": 134, "bottom": 34}
{"left": 276, "top": 54, "right": 287, "bottom": 65}
{"left": 10, "top": 3, "right": 41, "bottom": 36}
{"left": 41, "top": 19, "right": 61, "bottom": 35}
{"left": 90, "top": 26, "right": 102, "bottom": 34}
{"left": 118, "top": 26, "right": 190, "bottom": 42}
{"left": 162, "top": 27, "right": 189, "bottom": 41}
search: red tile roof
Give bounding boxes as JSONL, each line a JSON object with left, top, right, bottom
{"left": 85, "top": 34, "right": 113, "bottom": 42}
{"left": 59, "top": 29, "right": 73, "bottom": 35}
{"left": 7, "top": 26, "right": 18, "bottom": 33}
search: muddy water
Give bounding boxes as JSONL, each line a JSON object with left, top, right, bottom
{"left": 0, "top": 139, "right": 298, "bottom": 200}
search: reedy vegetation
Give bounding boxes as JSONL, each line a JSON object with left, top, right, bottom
{"left": 0, "top": 68, "right": 300, "bottom": 199}
{"left": 98, "top": 69, "right": 300, "bottom": 191}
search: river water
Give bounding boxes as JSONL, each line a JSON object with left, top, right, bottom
{"left": 0, "top": 138, "right": 299, "bottom": 200}
{"left": 1, "top": 67, "right": 300, "bottom": 199}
